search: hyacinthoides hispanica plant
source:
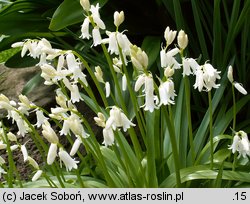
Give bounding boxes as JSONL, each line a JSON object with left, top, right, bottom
{"left": 0, "top": 0, "right": 250, "bottom": 188}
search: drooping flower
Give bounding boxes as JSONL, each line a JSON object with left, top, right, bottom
{"left": 58, "top": 148, "right": 79, "bottom": 171}
{"left": 102, "top": 127, "right": 115, "bottom": 147}
{"left": 160, "top": 48, "right": 180, "bottom": 69}
{"left": 80, "top": 17, "right": 91, "bottom": 39}
{"left": 182, "top": 57, "right": 199, "bottom": 77}
{"left": 135, "top": 74, "right": 158, "bottom": 112}
{"left": 11, "top": 111, "right": 29, "bottom": 136}
{"left": 101, "top": 29, "right": 131, "bottom": 62}
{"left": 92, "top": 27, "right": 102, "bottom": 46}
{"left": 227, "top": 66, "right": 248, "bottom": 95}
{"left": 80, "top": 3, "right": 105, "bottom": 41}
{"left": 61, "top": 113, "right": 89, "bottom": 138}
{"left": 90, "top": 3, "right": 106, "bottom": 29}
{"left": 158, "top": 79, "right": 176, "bottom": 106}
{"left": 106, "top": 106, "right": 135, "bottom": 132}
{"left": 229, "top": 131, "right": 250, "bottom": 158}
{"left": 35, "top": 110, "right": 48, "bottom": 127}
{"left": 71, "top": 84, "right": 82, "bottom": 103}
{"left": 193, "top": 62, "right": 221, "bottom": 92}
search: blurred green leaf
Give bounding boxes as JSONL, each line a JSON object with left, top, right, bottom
{"left": 49, "top": 0, "right": 109, "bottom": 31}
{"left": 141, "top": 36, "right": 161, "bottom": 69}
{"left": 4, "top": 51, "right": 39, "bottom": 68}
{"left": 22, "top": 72, "right": 43, "bottom": 95}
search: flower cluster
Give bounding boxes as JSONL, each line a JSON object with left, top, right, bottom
{"left": 1, "top": 0, "right": 247, "bottom": 185}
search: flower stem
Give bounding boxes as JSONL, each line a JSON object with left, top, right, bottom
{"left": 232, "top": 84, "right": 236, "bottom": 131}
{"left": 101, "top": 44, "right": 143, "bottom": 160}
{"left": 162, "top": 106, "right": 181, "bottom": 187}
{"left": 184, "top": 77, "right": 195, "bottom": 164}
{"left": 208, "top": 91, "right": 214, "bottom": 169}
{"left": 73, "top": 51, "right": 109, "bottom": 107}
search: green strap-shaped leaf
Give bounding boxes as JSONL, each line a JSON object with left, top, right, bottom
{"left": 49, "top": 0, "right": 109, "bottom": 31}
{"left": 160, "top": 165, "right": 250, "bottom": 187}
{"left": 141, "top": 36, "right": 161, "bottom": 70}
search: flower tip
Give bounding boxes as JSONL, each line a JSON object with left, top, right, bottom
{"left": 114, "top": 11, "right": 125, "bottom": 27}
{"left": 227, "top": 65, "right": 234, "bottom": 83}
{"left": 177, "top": 30, "right": 188, "bottom": 50}
{"left": 80, "top": 0, "right": 90, "bottom": 11}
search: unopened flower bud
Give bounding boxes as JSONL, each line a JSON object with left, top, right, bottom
{"left": 32, "top": 170, "right": 43, "bottom": 181}
{"left": 47, "top": 143, "right": 58, "bottom": 165}
{"left": 227, "top": 65, "right": 234, "bottom": 83}
{"left": 7, "top": 132, "right": 17, "bottom": 142}
{"left": 94, "top": 112, "right": 106, "bottom": 127}
{"left": 164, "top": 66, "right": 175, "bottom": 78}
{"left": 28, "top": 156, "right": 39, "bottom": 170}
{"left": 94, "top": 66, "right": 104, "bottom": 83}
{"left": 42, "top": 121, "right": 59, "bottom": 144}
{"left": 164, "top": 27, "right": 177, "bottom": 46}
{"left": 177, "top": 30, "right": 188, "bottom": 50}
{"left": 80, "top": 0, "right": 90, "bottom": 12}
{"left": 114, "top": 11, "right": 124, "bottom": 27}
{"left": 105, "top": 82, "right": 111, "bottom": 98}
{"left": 21, "top": 145, "right": 28, "bottom": 162}
{"left": 130, "top": 45, "right": 148, "bottom": 71}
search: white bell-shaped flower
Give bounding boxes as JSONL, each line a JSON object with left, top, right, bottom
{"left": 158, "top": 79, "right": 176, "bottom": 106}
{"left": 229, "top": 131, "right": 250, "bottom": 158}
{"left": 106, "top": 106, "right": 135, "bottom": 132}
{"left": 102, "top": 127, "right": 115, "bottom": 147}
{"left": 58, "top": 148, "right": 79, "bottom": 171}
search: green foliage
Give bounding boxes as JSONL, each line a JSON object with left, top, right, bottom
{"left": 0, "top": 0, "right": 249, "bottom": 188}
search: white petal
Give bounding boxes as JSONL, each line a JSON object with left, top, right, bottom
{"left": 105, "top": 82, "right": 111, "bottom": 98}
{"left": 47, "top": 143, "right": 58, "bottom": 165}
{"left": 234, "top": 82, "right": 247, "bottom": 95}
{"left": 59, "top": 149, "right": 78, "bottom": 171}
{"left": 70, "top": 139, "right": 82, "bottom": 156}
{"left": 135, "top": 74, "right": 145, "bottom": 92}
{"left": 92, "top": 28, "right": 102, "bottom": 46}
{"left": 122, "top": 74, "right": 127, "bottom": 91}
{"left": 21, "top": 145, "right": 28, "bottom": 162}
{"left": 32, "top": 170, "right": 43, "bottom": 182}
